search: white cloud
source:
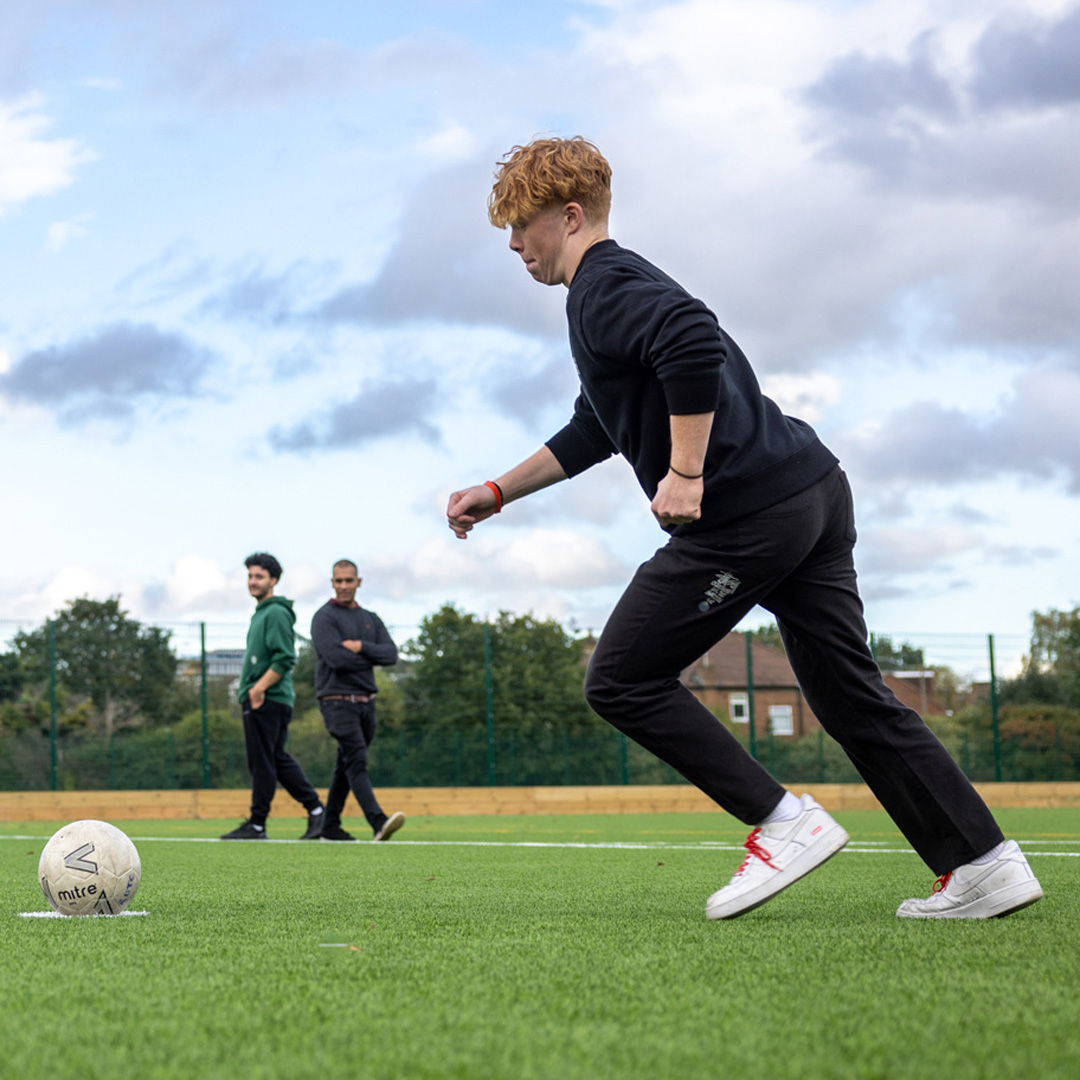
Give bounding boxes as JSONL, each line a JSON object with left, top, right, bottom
{"left": 45, "top": 213, "right": 93, "bottom": 251}
{"left": 0, "top": 565, "right": 138, "bottom": 623}
{"left": 146, "top": 555, "right": 328, "bottom": 620}
{"left": 415, "top": 122, "right": 477, "bottom": 163}
{"left": 760, "top": 372, "right": 843, "bottom": 424}
{"left": 0, "top": 95, "right": 93, "bottom": 216}
{"left": 857, "top": 524, "right": 982, "bottom": 574}
{"left": 369, "top": 529, "right": 630, "bottom": 599}
{"left": 158, "top": 555, "right": 240, "bottom": 613}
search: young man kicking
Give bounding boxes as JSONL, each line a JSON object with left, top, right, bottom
{"left": 446, "top": 137, "right": 1042, "bottom": 920}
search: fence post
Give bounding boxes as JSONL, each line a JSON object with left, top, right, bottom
{"left": 200, "top": 622, "right": 210, "bottom": 788}
{"left": 483, "top": 624, "right": 496, "bottom": 785}
{"left": 988, "top": 634, "right": 1002, "bottom": 782}
{"left": 618, "top": 733, "right": 629, "bottom": 785}
{"left": 745, "top": 632, "right": 757, "bottom": 759}
{"left": 47, "top": 619, "right": 58, "bottom": 792}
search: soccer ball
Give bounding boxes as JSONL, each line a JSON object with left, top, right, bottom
{"left": 38, "top": 819, "right": 142, "bottom": 916}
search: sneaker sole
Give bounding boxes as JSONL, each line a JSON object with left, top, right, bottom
{"left": 706, "top": 824, "right": 850, "bottom": 920}
{"left": 373, "top": 812, "right": 405, "bottom": 842}
{"left": 898, "top": 880, "right": 1044, "bottom": 920}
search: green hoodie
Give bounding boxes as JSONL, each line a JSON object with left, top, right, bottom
{"left": 238, "top": 595, "right": 296, "bottom": 706}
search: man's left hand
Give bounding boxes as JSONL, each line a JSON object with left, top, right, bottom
{"left": 342, "top": 639, "right": 363, "bottom": 653}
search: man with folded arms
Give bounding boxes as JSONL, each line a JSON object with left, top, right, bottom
{"left": 311, "top": 559, "right": 404, "bottom": 843}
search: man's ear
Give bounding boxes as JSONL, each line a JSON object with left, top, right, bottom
{"left": 564, "top": 201, "right": 586, "bottom": 233}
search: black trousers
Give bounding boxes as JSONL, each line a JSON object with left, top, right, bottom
{"left": 241, "top": 697, "right": 321, "bottom": 825}
{"left": 584, "top": 466, "right": 1003, "bottom": 875}
{"left": 319, "top": 698, "right": 387, "bottom": 831}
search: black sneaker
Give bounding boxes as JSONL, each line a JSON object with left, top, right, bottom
{"left": 300, "top": 810, "right": 325, "bottom": 840}
{"left": 221, "top": 820, "right": 267, "bottom": 840}
{"left": 320, "top": 824, "right": 356, "bottom": 842}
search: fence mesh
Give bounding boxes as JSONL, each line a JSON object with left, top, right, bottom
{"left": 2, "top": 618, "right": 1075, "bottom": 791}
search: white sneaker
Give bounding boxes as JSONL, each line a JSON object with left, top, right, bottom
{"left": 705, "top": 794, "right": 849, "bottom": 920}
{"left": 373, "top": 811, "right": 405, "bottom": 842}
{"left": 896, "top": 840, "right": 1043, "bottom": 919}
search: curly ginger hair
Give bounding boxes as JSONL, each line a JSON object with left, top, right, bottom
{"left": 488, "top": 137, "right": 612, "bottom": 228}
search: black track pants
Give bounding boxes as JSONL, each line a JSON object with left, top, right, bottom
{"left": 320, "top": 698, "right": 387, "bottom": 831}
{"left": 241, "top": 698, "right": 322, "bottom": 825}
{"left": 584, "top": 467, "right": 1003, "bottom": 875}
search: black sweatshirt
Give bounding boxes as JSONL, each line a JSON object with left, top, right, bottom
{"left": 310, "top": 601, "right": 398, "bottom": 698}
{"left": 545, "top": 240, "right": 838, "bottom": 534}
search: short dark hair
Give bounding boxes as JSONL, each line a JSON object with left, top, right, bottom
{"left": 332, "top": 559, "right": 358, "bottom": 575}
{"left": 245, "top": 552, "right": 283, "bottom": 581}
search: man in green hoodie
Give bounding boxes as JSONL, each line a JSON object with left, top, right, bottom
{"left": 221, "top": 552, "right": 326, "bottom": 840}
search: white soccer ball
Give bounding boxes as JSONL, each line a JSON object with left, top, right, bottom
{"left": 38, "top": 819, "right": 142, "bottom": 917}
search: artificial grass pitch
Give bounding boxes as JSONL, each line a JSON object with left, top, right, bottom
{"left": 2, "top": 809, "right": 1077, "bottom": 1080}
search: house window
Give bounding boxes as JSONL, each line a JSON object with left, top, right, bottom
{"left": 729, "top": 693, "right": 749, "bottom": 724}
{"left": 769, "top": 704, "right": 794, "bottom": 736}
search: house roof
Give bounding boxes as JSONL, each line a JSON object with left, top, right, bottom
{"left": 682, "top": 634, "right": 797, "bottom": 689}
{"left": 681, "top": 633, "right": 951, "bottom": 714}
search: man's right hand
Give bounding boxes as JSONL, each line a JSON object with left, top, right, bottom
{"left": 446, "top": 485, "right": 499, "bottom": 539}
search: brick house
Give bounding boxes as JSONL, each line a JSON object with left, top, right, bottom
{"left": 681, "top": 633, "right": 949, "bottom": 739}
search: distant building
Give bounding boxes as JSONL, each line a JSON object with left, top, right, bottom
{"left": 680, "top": 633, "right": 951, "bottom": 739}
{"left": 204, "top": 649, "right": 246, "bottom": 677}
{"left": 177, "top": 648, "right": 246, "bottom": 681}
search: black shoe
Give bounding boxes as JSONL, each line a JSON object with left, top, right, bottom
{"left": 300, "top": 810, "right": 325, "bottom": 840}
{"left": 320, "top": 824, "right": 356, "bottom": 842}
{"left": 221, "top": 820, "right": 267, "bottom": 840}
{"left": 373, "top": 811, "right": 405, "bottom": 842}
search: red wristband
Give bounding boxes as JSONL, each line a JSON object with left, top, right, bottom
{"left": 483, "top": 480, "right": 504, "bottom": 512}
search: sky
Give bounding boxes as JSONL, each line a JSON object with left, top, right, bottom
{"left": 1, "top": 0, "right": 1078, "bottom": 649}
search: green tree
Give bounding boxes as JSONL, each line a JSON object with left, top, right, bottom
{"left": 748, "top": 624, "right": 784, "bottom": 650}
{"left": 0, "top": 650, "right": 24, "bottom": 702}
{"left": 13, "top": 597, "right": 180, "bottom": 736}
{"left": 870, "top": 634, "right": 926, "bottom": 671}
{"left": 403, "top": 604, "right": 595, "bottom": 729}
{"left": 1001, "top": 606, "right": 1080, "bottom": 708}
{"left": 292, "top": 637, "right": 319, "bottom": 717}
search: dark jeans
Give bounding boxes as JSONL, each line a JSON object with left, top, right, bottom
{"left": 241, "top": 697, "right": 321, "bottom": 825}
{"left": 585, "top": 466, "right": 1003, "bottom": 875}
{"left": 319, "top": 698, "right": 387, "bottom": 831}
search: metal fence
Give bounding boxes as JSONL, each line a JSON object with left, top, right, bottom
{"left": 2, "top": 618, "right": 1073, "bottom": 791}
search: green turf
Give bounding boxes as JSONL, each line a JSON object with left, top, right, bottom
{"left": 2, "top": 809, "right": 1077, "bottom": 1080}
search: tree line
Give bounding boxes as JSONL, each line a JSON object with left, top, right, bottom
{"left": 3, "top": 597, "right": 1080, "bottom": 784}
{"left": 0, "top": 597, "right": 600, "bottom": 739}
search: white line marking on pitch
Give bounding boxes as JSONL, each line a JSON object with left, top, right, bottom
{"left": 3, "top": 835, "right": 1078, "bottom": 855}
{"left": 18, "top": 910, "right": 149, "bottom": 918}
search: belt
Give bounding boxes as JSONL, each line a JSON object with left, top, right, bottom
{"left": 319, "top": 693, "right": 372, "bottom": 703}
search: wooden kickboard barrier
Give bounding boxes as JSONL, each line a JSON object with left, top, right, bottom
{"left": 2, "top": 782, "right": 1079, "bottom": 823}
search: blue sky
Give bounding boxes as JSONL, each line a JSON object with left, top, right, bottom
{"left": 1, "top": 0, "right": 1078, "bottom": 645}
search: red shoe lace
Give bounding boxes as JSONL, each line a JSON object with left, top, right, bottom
{"left": 734, "top": 828, "right": 780, "bottom": 876}
{"left": 931, "top": 872, "right": 952, "bottom": 894}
